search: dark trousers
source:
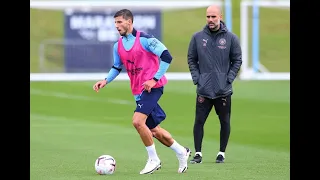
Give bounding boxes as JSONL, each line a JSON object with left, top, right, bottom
{"left": 193, "top": 94, "right": 231, "bottom": 153}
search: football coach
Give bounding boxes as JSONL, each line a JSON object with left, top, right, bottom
{"left": 187, "top": 5, "right": 242, "bottom": 164}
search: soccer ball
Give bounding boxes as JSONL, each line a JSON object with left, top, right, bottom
{"left": 94, "top": 155, "right": 116, "bottom": 175}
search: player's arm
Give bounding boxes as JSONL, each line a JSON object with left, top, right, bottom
{"left": 187, "top": 34, "right": 200, "bottom": 85}
{"left": 105, "top": 42, "right": 123, "bottom": 83}
{"left": 227, "top": 34, "right": 242, "bottom": 84}
{"left": 142, "top": 36, "right": 173, "bottom": 81}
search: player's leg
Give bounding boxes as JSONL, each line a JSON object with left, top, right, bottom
{"left": 146, "top": 103, "right": 172, "bottom": 147}
{"left": 190, "top": 95, "right": 214, "bottom": 164}
{"left": 134, "top": 88, "right": 163, "bottom": 174}
{"left": 132, "top": 112, "right": 161, "bottom": 174}
{"left": 151, "top": 125, "right": 191, "bottom": 173}
{"left": 133, "top": 112, "right": 154, "bottom": 146}
{"left": 150, "top": 125, "right": 173, "bottom": 147}
{"left": 213, "top": 95, "right": 232, "bottom": 163}
{"left": 150, "top": 125, "right": 183, "bottom": 150}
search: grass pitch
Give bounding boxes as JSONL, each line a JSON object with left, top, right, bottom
{"left": 30, "top": 80, "right": 290, "bottom": 180}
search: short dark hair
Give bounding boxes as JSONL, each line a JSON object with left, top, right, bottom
{"left": 114, "top": 9, "right": 134, "bottom": 22}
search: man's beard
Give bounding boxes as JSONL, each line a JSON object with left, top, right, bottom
{"left": 120, "top": 30, "right": 127, "bottom": 36}
{"left": 209, "top": 24, "right": 219, "bottom": 31}
{"left": 121, "top": 26, "right": 129, "bottom": 36}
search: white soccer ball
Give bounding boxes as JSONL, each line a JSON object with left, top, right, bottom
{"left": 94, "top": 155, "right": 116, "bottom": 175}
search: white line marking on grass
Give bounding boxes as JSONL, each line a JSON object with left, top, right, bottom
{"left": 30, "top": 89, "right": 133, "bottom": 105}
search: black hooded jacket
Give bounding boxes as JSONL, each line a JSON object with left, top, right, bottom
{"left": 187, "top": 21, "right": 242, "bottom": 99}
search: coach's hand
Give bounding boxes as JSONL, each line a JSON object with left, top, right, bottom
{"left": 93, "top": 80, "right": 107, "bottom": 92}
{"left": 143, "top": 79, "right": 157, "bottom": 93}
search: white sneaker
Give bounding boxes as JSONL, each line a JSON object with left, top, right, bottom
{"left": 177, "top": 147, "right": 191, "bottom": 173}
{"left": 139, "top": 159, "right": 161, "bottom": 174}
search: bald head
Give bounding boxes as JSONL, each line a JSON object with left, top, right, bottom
{"left": 206, "top": 5, "right": 222, "bottom": 15}
{"left": 206, "top": 5, "right": 222, "bottom": 31}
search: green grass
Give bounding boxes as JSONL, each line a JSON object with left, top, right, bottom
{"left": 30, "top": 0, "right": 290, "bottom": 72}
{"left": 30, "top": 81, "right": 290, "bottom": 180}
